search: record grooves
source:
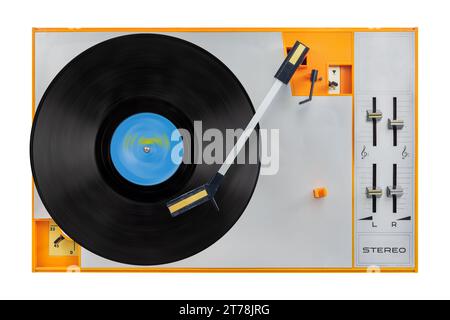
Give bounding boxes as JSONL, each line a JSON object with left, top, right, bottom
{"left": 30, "top": 34, "right": 260, "bottom": 265}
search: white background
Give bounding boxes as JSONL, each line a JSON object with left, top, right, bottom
{"left": 0, "top": 0, "right": 447, "bottom": 300}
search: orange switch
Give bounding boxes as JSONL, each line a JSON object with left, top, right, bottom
{"left": 313, "top": 187, "right": 328, "bottom": 199}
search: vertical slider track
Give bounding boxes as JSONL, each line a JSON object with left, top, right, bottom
{"left": 372, "top": 163, "right": 377, "bottom": 213}
{"left": 393, "top": 97, "right": 398, "bottom": 146}
{"left": 372, "top": 97, "right": 377, "bottom": 146}
{"left": 393, "top": 164, "right": 397, "bottom": 213}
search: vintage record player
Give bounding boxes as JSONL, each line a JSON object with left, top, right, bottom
{"left": 31, "top": 28, "right": 418, "bottom": 272}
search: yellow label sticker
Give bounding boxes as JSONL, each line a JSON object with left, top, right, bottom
{"left": 169, "top": 189, "right": 208, "bottom": 214}
{"left": 289, "top": 43, "right": 306, "bottom": 65}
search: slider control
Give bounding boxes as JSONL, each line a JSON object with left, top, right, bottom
{"left": 366, "top": 164, "right": 382, "bottom": 213}
{"left": 387, "top": 186, "right": 404, "bottom": 197}
{"left": 387, "top": 164, "right": 403, "bottom": 213}
{"left": 388, "top": 119, "right": 404, "bottom": 129}
{"left": 367, "top": 97, "right": 382, "bottom": 146}
{"left": 388, "top": 97, "right": 404, "bottom": 146}
{"left": 366, "top": 188, "right": 383, "bottom": 198}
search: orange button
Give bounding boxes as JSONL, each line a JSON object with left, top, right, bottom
{"left": 313, "top": 187, "right": 328, "bottom": 198}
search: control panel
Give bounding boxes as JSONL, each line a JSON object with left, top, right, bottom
{"left": 354, "top": 32, "right": 416, "bottom": 268}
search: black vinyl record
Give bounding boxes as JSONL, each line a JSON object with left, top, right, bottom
{"left": 30, "top": 34, "right": 260, "bottom": 265}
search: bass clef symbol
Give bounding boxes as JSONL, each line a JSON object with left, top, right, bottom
{"left": 361, "top": 145, "right": 368, "bottom": 159}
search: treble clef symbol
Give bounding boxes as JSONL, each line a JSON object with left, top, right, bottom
{"left": 402, "top": 146, "right": 409, "bottom": 159}
{"left": 361, "top": 145, "right": 368, "bottom": 159}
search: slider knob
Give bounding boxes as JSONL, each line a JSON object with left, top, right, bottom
{"left": 366, "top": 187, "right": 382, "bottom": 198}
{"left": 386, "top": 186, "right": 404, "bottom": 198}
{"left": 388, "top": 119, "right": 404, "bottom": 129}
{"left": 367, "top": 110, "right": 383, "bottom": 121}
